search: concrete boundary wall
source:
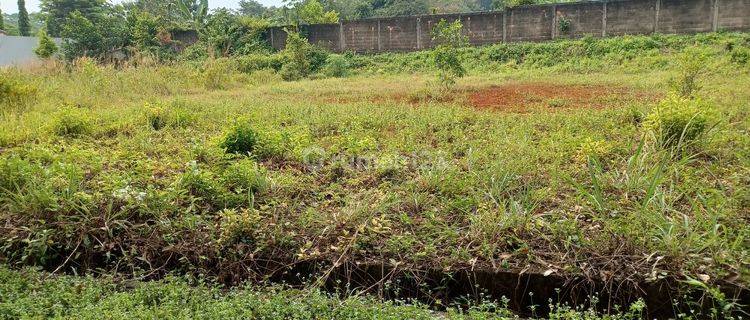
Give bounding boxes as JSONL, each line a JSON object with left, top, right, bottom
{"left": 268, "top": 0, "right": 750, "bottom": 53}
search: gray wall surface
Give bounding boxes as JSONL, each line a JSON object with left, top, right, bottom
{"left": 268, "top": 0, "right": 750, "bottom": 53}
{"left": 0, "top": 35, "right": 64, "bottom": 66}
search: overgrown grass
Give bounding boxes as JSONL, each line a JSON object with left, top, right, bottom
{"left": 0, "top": 32, "right": 748, "bottom": 318}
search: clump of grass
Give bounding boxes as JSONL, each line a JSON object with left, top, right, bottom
{"left": 202, "top": 58, "right": 237, "bottom": 90}
{"left": 220, "top": 121, "right": 259, "bottom": 155}
{"left": 218, "top": 208, "right": 262, "bottom": 245}
{"left": 52, "top": 106, "right": 93, "bottom": 137}
{"left": 321, "top": 54, "right": 350, "bottom": 78}
{"left": 145, "top": 102, "right": 170, "bottom": 130}
{"left": 222, "top": 159, "right": 267, "bottom": 194}
{"left": 644, "top": 94, "right": 715, "bottom": 149}
{"left": 0, "top": 72, "right": 37, "bottom": 110}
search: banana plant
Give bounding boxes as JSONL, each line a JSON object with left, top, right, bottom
{"left": 174, "top": 0, "right": 209, "bottom": 29}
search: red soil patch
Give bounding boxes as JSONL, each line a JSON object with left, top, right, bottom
{"left": 468, "top": 83, "right": 657, "bottom": 112}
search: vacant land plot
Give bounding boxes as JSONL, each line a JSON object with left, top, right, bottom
{"left": 1, "top": 33, "right": 749, "bottom": 319}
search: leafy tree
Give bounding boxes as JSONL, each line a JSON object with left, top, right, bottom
{"left": 17, "top": 0, "right": 31, "bottom": 36}
{"left": 298, "top": 0, "right": 339, "bottom": 24}
{"left": 35, "top": 29, "right": 59, "bottom": 58}
{"left": 0, "top": 9, "right": 5, "bottom": 31}
{"left": 202, "top": 9, "right": 270, "bottom": 57}
{"left": 282, "top": 0, "right": 339, "bottom": 25}
{"left": 61, "top": 10, "right": 129, "bottom": 60}
{"left": 431, "top": 19, "right": 467, "bottom": 88}
{"left": 373, "top": 0, "right": 428, "bottom": 17}
{"left": 41, "top": 0, "right": 106, "bottom": 37}
{"left": 280, "top": 30, "right": 313, "bottom": 80}
{"left": 175, "top": 0, "right": 209, "bottom": 29}
{"left": 239, "top": 0, "right": 267, "bottom": 17}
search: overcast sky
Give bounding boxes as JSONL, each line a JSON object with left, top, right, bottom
{"left": 2, "top": 0, "right": 286, "bottom": 14}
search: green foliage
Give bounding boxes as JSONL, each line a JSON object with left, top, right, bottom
{"left": 0, "top": 8, "right": 5, "bottom": 30}
{"left": 202, "top": 10, "right": 270, "bottom": 57}
{"left": 297, "top": 0, "right": 339, "bottom": 24}
{"left": 222, "top": 159, "right": 267, "bottom": 194}
{"left": 280, "top": 30, "right": 330, "bottom": 81}
{"left": 34, "top": 29, "right": 59, "bottom": 59}
{"left": 730, "top": 47, "right": 750, "bottom": 65}
{"left": 322, "top": 54, "right": 351, "bottom": 78}
{"left": 558, "top": 16, "right": 571, "bottom": 34}
{"left": 644, "top": 94, "right": 714, "bottom": 149}
{"left": 239, "top": 0, "right": 268, "bottom": 17}
{"left": 220, "top": 121, "right": 260, "bottom": 155}
{"left": 0, "top": 72, "right": 37, "bottom": 109}
{"left": 669, "top": 47, "right": 710, "bottom": 98}
{"left": 41, "top": 0, "right": 106, "bottom": 37}
{"left": 201, "top": 58, "right": 237, "bottom": 89}
{"left": 61, "top": 11, "right": 129, "bottom": 60}
{"left": 175, "top": 0, "right": 209, "bottom": 29}
{"left": 17, "top": 0, "right": 31, "bottom": 36}
{"left": 52, "top": 106, "right": 93, "bottom": 137}
{"left": 236, "top": 53, "right": 285, "bottom": 73}
{"left": 431, "top": 19, "right": 468, "bottom": 87}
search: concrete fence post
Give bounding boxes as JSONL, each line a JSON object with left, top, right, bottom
{"left": 270, "top": 28, "right": 275, "bottom": 49}
{"left": 416, "top": 17, "right": 422, "bottom": 50}
{"left": 602, "top": 1, "right": 608, "bottom": 37}
{"left": 377, "top": 20, "right": 382, "bottom": 52}
{"left": 502, "top": 10, "right": 508, "bottom": 42}
{"left": 552, "top": 5, "right": 558, "bottom": 39}
{"left": 339, "top": 21, "right": 345, "bottom": 52}
{"left": 712, "top": 0, "right": 720, "bottom": 32}
{"left": 654, "top": 0, "right": 661, "bottom": 33}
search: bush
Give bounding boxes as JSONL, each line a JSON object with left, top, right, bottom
{"left": 0, "top": 73, "right": 37, "bottom": 108}
{"left": 644, "top": 94, "right": 714, "bottom": 148}
{"left": 279, "top": 30, "right": 330, "bottom": 81}
{"left": 220, "top": 121, "right": 259, "bottom": 155}
{"left": 34, "top": 29, "right": 59, "bottom": 59}
{"left": 322, "top": 54, "right": 350, "bottom": 78}
{"left": 53, "top": 107, "right": 92, "bottom": 137}
{"left": 669, "top": 47, "right": 709, "bottom": 98}
{"left": 730, "top": 47, "right": 750, "bottom": 65}
{"left": 431, "top": 19, "right": 468, "bottom": 88}
{"left": 236, "top": 53, "right": 285, "bottom": 73}
{"left": 202, "top": 58, "right": 237, "bottom": 90}
{"left": 222, "top": 159, "right": 267, "bottom": 194}
{"left": 145, "top": 103, "right": 170, "bottom": 130}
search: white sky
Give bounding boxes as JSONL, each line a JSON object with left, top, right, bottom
{"left": 2, "top": 0, "right": 286, "bottom": 14}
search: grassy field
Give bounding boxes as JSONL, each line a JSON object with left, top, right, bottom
{"left": 1, "top": 33, "right": 749, "bottom": 318}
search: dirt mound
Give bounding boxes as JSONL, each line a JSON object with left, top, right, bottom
{"left": 468, "top": 83, "right": 654, "bottom": 112}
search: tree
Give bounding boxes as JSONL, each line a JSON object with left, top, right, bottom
{"left": 297, "top": 0, "right": 339, "bottom": 24}
{"left": 239, "top": 0, "right": 267, "bottom": 17}
{"left": 18, "top": 0, "right": 31, "bottom": 36}
{"left": 0, "top": 9, "right": 5, "bottom": 31}
{"left": 35, "top": 29, "right": 59, "bottom": 58}
{"left": 431, "top": 19, "right": 467, "bottom": 88}
{"left": 282, "top": 0, "right": 339, "bottom": 25}
{"left": 61, "top": 10, "right": 129, "bottom": 60}
{"left": 175, "top": 0, "right": 209, "bottom": 29}
{"left": 41, "top": 0, "right": 106, "bottom": 37}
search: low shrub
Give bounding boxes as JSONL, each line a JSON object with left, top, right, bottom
{"left": 644, "top": 94, "right": 715, "bottom": 148}
{"left": 144, "top": 103, "right": 170, "bottom": 130}
{"left": 222, "top": 159, "right": 267, "bottom": 194}
{"left": 321, "top": 54, "right": 350, "bottom": 78}
{"left": 730, "top": 47, "right": 750, "bottom": 65}
{"left": 52, "top": 107, "right": 92, "bottom": 137}
{"left": 202, "top": 58, "right": 237, "bottom": 90}
{"left": 220, "top": 121, "right": 259, "bottom": 155}
{"left": 0, "top": 73, "right": 37, "bottom": 108}
{"left": 236, "top": 53, "right": 285, "bottom": 73}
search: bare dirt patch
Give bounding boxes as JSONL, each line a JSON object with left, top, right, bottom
{"left": 467, "top": 83, "right": 658, "bottom": 112}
